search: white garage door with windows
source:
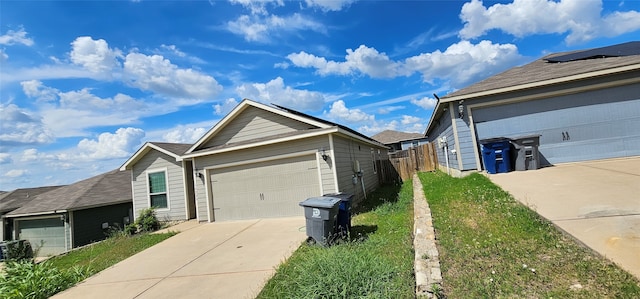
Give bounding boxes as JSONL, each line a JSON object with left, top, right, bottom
{"left": 210, "top": 154, "right": 321, "bottom": 221}
{"left": 16, "top": 217, "right": 67, "bottom": 256}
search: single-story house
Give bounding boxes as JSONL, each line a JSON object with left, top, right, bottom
{"left": 4, "top": 169, "right": 132, "bottom": 256}
{"left": 372, "top": 130, "right": 429, "bottom": 152}
{"left": 0, "top": 186, "right": 64, "bottom": 242}
{"left": 121, "top": 99, "right": 390, "bottom": 223}
{"left": 425, "top": 41, "right": 640, "bottom": 176}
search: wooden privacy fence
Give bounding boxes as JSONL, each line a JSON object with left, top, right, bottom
{"left": 388, "top": 143, "right": 438, "bottom": 181}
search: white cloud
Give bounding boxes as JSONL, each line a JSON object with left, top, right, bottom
{"left": 0, "top": 153, "right": 12, "bottom": 164}
{"left": 289, "top": 40, "right": 522, "bottom": 88}
{"left": 58, "top": 89, "right": 146, "bottom": 112}
{"left": 324, "top": 100, "right": 374, "bottom": 124}
{"left": 404, "top": 40, "right": 522, "bottom": 87}
{"left": 21, "top": 80, "right": 58, "bottom": 102}
{"left": 77, "top": 127, "right": 145, "bottom": 159}
{"left": 236, "top": 77, "right": 325, "bottom": 111}
{"left": 358, "top": 120, "right": 398, "bottom": 136}
{"left": 0, "top": 49, "right": 7, "bottom": 61}
{"left": 377, "top": 105, "right": 405, "bottom": 114}
{"left": 305, "top": 0, "right": 355, "bottom": 11}
{"left": 4, "top": 169, "right": 27, "bottom": 178}
{"left": 123, "top": 52, "right": 222, "bottom": 100}
{"left": 0, "top": 27, "right": 34, "bottom": 46}
{"left": 0, "top": 104, "right": 54, "bottom": 146}
{"left": 70, "top": 36, "right": 122, "bottom": 76}
{"left": 401, "top": 115, "right": 421, "bottom": 125}
{"left": 288, "top": 45, "right": 404, "bottom": 78}
{"left": 459, "top": 0, "right": 640, "bottom": 44}
{"left": 214, "top": 98, "right": 240, "bottom": 115}
{"left": 162, "top": 126, "right": 207, "bottom": 144}
{"left": 160, "top": 44, "right": 186, "bottom": 57}
{"left": 411, "top": 96, "right": 437, "bottom": 109}
{"left": 229, "top": 0, "right": 284, "bottom": 15}
{"left": 227, "top": 13, "right": 326, "bottom": 43}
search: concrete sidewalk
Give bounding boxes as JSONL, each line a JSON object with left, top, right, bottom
{"left": 52, "top": 217, "right": 307, "bottom": 299}
{"left": 489, "top": 157, "right": 640, "bottom": 279}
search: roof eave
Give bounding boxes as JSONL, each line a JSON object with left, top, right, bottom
{"left": 441, "top": 63, "right": 640, "bottom": 103}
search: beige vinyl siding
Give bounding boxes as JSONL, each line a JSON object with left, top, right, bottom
{"left": 201, "top": 106, "right": 314, "bottom": 148}
{"left": 332, "top": 135, "right": 386, "bottom": 205}
{"left": 131, "top": 150, "right": 186, "bottom": 221}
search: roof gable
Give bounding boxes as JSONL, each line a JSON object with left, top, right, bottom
{"left": 187, "top": 99, "right": 331, "bottom": 153}
{"left": 120, "top": 142, "right": 191, "bottom": 170}
{"left": 7, "top": 169, "right": 132, "bottom": 217}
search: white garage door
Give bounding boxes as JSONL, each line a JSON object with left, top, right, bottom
{"left": 210, "top": 155, "right": 321, "bottom": 221}
{"left": 17, "top": 217, "right": 66, "bottom": 256}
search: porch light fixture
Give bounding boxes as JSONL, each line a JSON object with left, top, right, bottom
{"left": 320, "top": 148, "right": 329, "bottom": 161}
{"left": 458, "top": 100, "right": 465, "bottom": 118}
{"left": 194, "top": 169, "right": 203, "bottom": 179}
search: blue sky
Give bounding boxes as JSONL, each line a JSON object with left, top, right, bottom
{"left": 1, "top": 0, "right": 640, "bottom": 190}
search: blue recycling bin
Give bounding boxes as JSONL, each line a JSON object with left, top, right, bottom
{"left": 323, "top": 193, "right": 353, "bottom": 236}
{"left": 480, "top": 138, "right": 511, "bottom": 174}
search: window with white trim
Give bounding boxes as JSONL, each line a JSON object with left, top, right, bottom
{"left": 148, "top": 171, "right": 168, "bottom": 209}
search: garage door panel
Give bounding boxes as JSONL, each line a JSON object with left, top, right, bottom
{"left": 474, "top": 97, "right": 640, "bottom": 165}
{"left": 210, "top": 155, "right": 320, "bottom": 221}
{"left": 17, "top": 218, "right": 66, "bottom": 256}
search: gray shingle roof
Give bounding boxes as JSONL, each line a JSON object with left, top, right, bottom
{"left": 444, "top": 43, "right": 640, "bottom": 99}
{"left": 0, "top": 186, "right": 65, "bottom": 213}
{"left": 371, "top": 130, "right": 425, "bottom": 145}
{"left": 6, "top": 169, "right": 131, "bottom": 216}
{"left": 150, "top": 142, "right": 192, "bottom": 156}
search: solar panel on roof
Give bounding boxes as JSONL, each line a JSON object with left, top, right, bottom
{"left": 545, "top": 41, "right": 640, "bottom": 63}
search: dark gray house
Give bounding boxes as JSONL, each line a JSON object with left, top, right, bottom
{"left": 0, "top": 186, "right": 64, "bottom": 242}
{"left": 425, "top": 41, "right": 640, "bottom": 176}
{"left": 4, "top": 169, "right": 133, "bottom": 256}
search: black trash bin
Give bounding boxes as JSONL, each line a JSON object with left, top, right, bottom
{"left": 480, "top": 138, "right": 512, "bottom": 174}
{"left": 299, "top": 196, "right": 341, "bottom": 246}
{"left": 510, "top": 135, "right": 541, "bottom": 171}
{"left": 323, "top": 193, "right": 353, "bottom": 236}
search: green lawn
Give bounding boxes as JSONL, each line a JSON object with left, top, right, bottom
{"left": 257, "top": 181, "right": 416, "bottom": 299}
{"left": 419, "top": 171, "right": 640, "bottom": 298}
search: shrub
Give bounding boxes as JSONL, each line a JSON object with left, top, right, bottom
{"left": 135, "top": 208, "right": 160, "bottom": 233}
{"left": 0, "top": 260, "right": 89, "bottom": 299}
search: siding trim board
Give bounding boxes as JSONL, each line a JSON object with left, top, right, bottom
{"left": 329, "top": 135, "right": 340, "bottom": 192}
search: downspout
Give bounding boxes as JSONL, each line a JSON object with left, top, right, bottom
{"left": 443, "top": 141, "right": 450, "bottom": 176}
{"left": 360, "top": 172, "right": 367, "bottom": 200}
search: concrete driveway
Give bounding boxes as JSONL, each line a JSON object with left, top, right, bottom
{"left": 52, "top": 217, "right": 307, "bottom": 299}
{"left": 488, "top": 157, "right": 640, "bottom": 279}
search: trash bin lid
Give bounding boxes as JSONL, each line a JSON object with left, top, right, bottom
{"left": 299, "top": 196, "right": 341, "bottom": 208}
{"left": 322, "top": 193, "right": 353, "bottom": 202}
{"left": 479, "top": 137, "right": 509, "bottom": 144}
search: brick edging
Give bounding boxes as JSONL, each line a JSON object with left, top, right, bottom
{"left": 413, "top": 173, "right": 442, "bottom": 298}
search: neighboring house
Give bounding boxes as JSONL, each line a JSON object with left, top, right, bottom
{"left": 371, "top": 130, "right": 429, "bottom": 152}
{"left": 0, "top": 186, "right": 64, "bottom": 242}
{"left": 119, "top": 142, "right": 196, "bottom": 222}
{"left": 122, "top": 99, "right": 390, "bottom": 223}
{"left": 425, "top": 41, "right": 640, "bottom": 176}
{"left": 4, "top": 169, "right": 132, "bottom": 256}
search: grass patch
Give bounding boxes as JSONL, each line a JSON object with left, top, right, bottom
{"left": 419, "top": 171, "right": 640, "bottom": 298}
{"left": 47, "top": 233, "right": 175, "bottom": 272}
{"left": 0, "top": 232, "right": 175, "bottom": 299}
{"left": 257, "top": 181, "right": 415, "bottom": 299}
